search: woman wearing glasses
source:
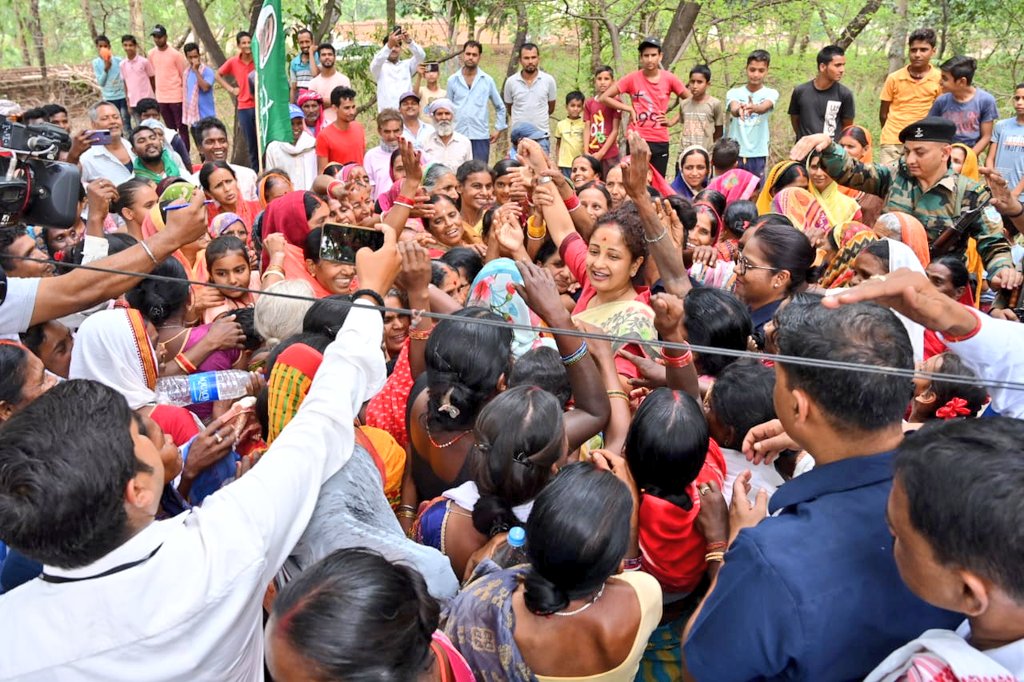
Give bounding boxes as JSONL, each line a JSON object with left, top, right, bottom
{"left": 734, "top": 219, "right": 817, "bottom": 345}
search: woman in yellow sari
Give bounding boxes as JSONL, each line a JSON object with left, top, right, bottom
{"left": 807, "top": 152, "right": 861, "bottom": 227}
{"left": 755, "top": 160, "right": 810, "bottom": 214}
{"left": 950, "top": 143, "right": 984, "bottom": 306}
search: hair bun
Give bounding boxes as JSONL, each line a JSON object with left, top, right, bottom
{"left": 523, "top": 568, "right": 570, "bottom": 615}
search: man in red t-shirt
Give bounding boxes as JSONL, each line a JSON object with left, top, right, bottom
{"left": 316, "top": 86, "right": 366, "bottom": 169}
{"left": 600, "top": 37, "right": 690, "bottom": 178}
{"left": 215, "top": 32, "right": 258, "bottom": 170}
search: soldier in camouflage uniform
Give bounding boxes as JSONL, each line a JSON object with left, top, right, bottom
{"left": 791, "top": 116, "right": 1023, "bottom": 292}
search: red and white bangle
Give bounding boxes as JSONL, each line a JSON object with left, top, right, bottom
{"left": 327, "top": 180, "right": 344, "bottom": 198}
{"left": 563, "top": 194, "right": 581, "bottom": 212}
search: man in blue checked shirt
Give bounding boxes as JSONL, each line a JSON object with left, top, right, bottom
{"left": 445, "top": 40, "right": 507, "bottom": 164}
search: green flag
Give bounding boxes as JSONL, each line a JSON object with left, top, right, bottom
{"left": 253, "top": 0, "right": 291, "bottom": 167}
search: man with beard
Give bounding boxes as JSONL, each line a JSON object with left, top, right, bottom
{"left": 308, "top": 44, "right": 351, "bottom": 125}
{"left": 194, "top": 117, "right": 259, "bottom": 201}
{"left": 446, "top": 40, "right": 506, "bottom": 163}
{"left": 503, "top": 43, "right": 557, "bottom": 153}
{"left": 362, "top": 109, "right": 405, "bottom": 201}
{"left": 130, "top": 126, "right": 183, "bottom": 183}
{"left": 422, "top": 99, "right": 472, "bottom": 169}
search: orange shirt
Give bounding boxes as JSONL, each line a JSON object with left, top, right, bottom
{"left": 148, "top": 46, "right": 187, "bottom": 104}
{"left": 879, "top": 65, "right": 942, "bottom": 145}
{"left": 315, "top": 122, "right": 366, "bottom": 165}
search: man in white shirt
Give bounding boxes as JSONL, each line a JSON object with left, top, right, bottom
{"left": 307, "top": 43, "right": 351, "bottom": 126}
{"left": 74, "top": 101, "right": 135, "bottom": 186}
{"left": 194, "top": 117, "right": 259, "bottom": 201}
{"left": 264, "top": 105, "right": 318, "bottom": 190}
{"left": 864, "top": 418, "right": 1024, "bottom": 681}
{"left": 422, "top": 98, "right": 472, "bottom": 170}
{"left": 0, "top": 228, "right": 401, "bottom": 680}
{"left": 503, "top": 42, "right": 557, "bottom": 152}
{"left": 399, "top": 90, "right": 433, "bottom": 150}
{"left": 370, "top": 27, "right": 425, "bottom": 112}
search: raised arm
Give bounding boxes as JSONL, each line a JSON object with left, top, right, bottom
{"left": 515, "top": 260, "right": 610, "bottom": 451}
{"left": 32, "top": 188, "right": 210, "bottom": 326}
{"left": 790, "top": 134, "right": 892, "bottom": 197}
{"left": 623, "top": 131, "right": 690, "bottom": 297}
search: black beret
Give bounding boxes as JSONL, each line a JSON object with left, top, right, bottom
{"left": 899, "top": 116, "right": 957, "bottom": 144}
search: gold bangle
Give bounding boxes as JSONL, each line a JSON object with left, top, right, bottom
{"left": 704, "top": 551, "right": 725, "bottom": 563}
{"left": 606, "top": 390, "right": 629, "bottom": 401}
{"left": 396, "top": 510, "right": 417, "bottom": 520}
{"left": 409, "top": 328, "right": 432, "bottom": 341}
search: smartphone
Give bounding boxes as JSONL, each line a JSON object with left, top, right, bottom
{"left": 426, "top": 62, "right": 439, "bottom": 73}
{"left": 86, "top": 129, "right": 112, "bottom": 146}
{"left": 320, "top": 224, "right": 385, "bottom": 264}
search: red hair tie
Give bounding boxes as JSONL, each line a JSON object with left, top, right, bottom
{"left": 935, "top": 397, "right": 971, "bottom": 420}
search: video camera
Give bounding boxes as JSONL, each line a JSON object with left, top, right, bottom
{"left": 0, "top": 119, "right": 81, "bottom": 229}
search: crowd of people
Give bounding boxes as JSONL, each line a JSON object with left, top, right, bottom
{"left": 1, "top": 19, "right": 1024, "bottom": 682}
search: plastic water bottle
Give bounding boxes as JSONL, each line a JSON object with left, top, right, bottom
{"left": 155, "top": 370, "right": 252, "bottom": 406}
{"left": 492, "top": 526, "right": 531, "bottom": 568}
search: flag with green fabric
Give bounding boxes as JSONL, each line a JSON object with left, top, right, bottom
{"left": 253, "top": 0, "right": 291, "bottom": 168}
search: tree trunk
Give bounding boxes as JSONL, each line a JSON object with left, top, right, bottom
{"left": 817, "top": 7, "right": 836, "bottom": 44}
{"left": 505, "top": 3, "right": 528, "bottom": 79}
{"left": 590, "top": 17, "right": 602, "bottom": 72}
{"left": 606, "top": 22, "right": 623, "bottom": 75}
{"left": 661, "top": 1, "right": 701, "bottom": 68}
{"left": 12, "top": 1, "right": 33, "bottom": 66}
{"left": 81, "top": 0, "right": 99, "bottom": 42}
{"left": 887, "top": 0, "right": 908, "bottom": 73}
{"left": 386, "top": 0, "right": 396, "bottom": 30}
{"left": 786, "top": 30, "right": 799, "bottom": 56}
{"left": 313, "top": 0, "right": 341, "bottom": 44}
{"left": 129, "top": 0, "right": 145, "bottom": 40}
{"left": 28, "top": 0, "right": 47, "bottom": 83}
{"left": 938, "top": 0, "right": 948, "bottom": 59}
{"left": 836, "top": 0, "right": 884, "bottom": 50}
{"left": 182, "top": 0, "right": 227, "bottom": 65}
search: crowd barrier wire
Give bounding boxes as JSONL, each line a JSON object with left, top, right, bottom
{"left": 9, "top": 252, "right": 1024, "bottom": 393}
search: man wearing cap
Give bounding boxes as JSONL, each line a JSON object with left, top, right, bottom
{"left": 503, "top": 43, "right": 557, "bottom": 153}
{"left": 147, "top": 25, "right": 189, "bottom": 156}
{"left": 508, "top": 122, "right": 550, "bottom": 162}
{"left": 370, "top": 27, "right": 425, "bottom": 112}
{"left": 399, "top": 91, "right": 434, "bottom": 150}
{"left": 792, "top": 117, "right": 1022, "bottom": 291}
{"left": 447, "top": 40, "right": 507, "bottom": 163}
{"left": 265, "top": 105, "right": 317, "bottom": 190}
{"left": 422, "top": 99, "right": 472, "bottom": 170}
{"left": 600, "top": 37, "right": 690, "bottom": 177}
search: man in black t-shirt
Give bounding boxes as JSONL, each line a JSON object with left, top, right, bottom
{"left": 788, "top": 44, "right": 855, "bottom": 141}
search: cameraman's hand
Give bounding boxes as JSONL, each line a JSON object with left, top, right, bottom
{"left": 67, "top": 130, "right": 92, "bottom": 165}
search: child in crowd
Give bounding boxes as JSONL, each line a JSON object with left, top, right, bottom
{"left": 203, "top": 235, "right": 258, "bottom": 323}
{"left": 725, "top": 50, "right": 778, "bottom": 180}
{"left": 672, "top": 64, "right": 724, "bottom": 150}
{"left": 554, "top": 91, "right": 585, "bottom": 179}
{"left": 415, "top": 62, "right": 445, "bottom": 109}
{"left": 706, "top": 137, "right": 761, "bottom": 205}
{"left": 986, "top": 83, "right": 1024, "bottom": 197}
{"left": 929, "top": 56, "right": 999, "bottom": 157}
{"left": 583, "top": 65, "right": 621, "bottom": 174}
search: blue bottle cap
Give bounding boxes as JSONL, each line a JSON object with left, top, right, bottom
{"left": 508, "top": 526, "right": 526, "bottom": 547}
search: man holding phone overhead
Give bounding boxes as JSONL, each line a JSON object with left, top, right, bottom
{"left": 371, "top": 26, "right": 425, "bottom": 112}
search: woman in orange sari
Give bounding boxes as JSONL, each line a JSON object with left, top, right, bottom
{"left": 201, "top": 161, "right": 261, "bottom": 236}
{"left": 259, "top": 190, "right": 331, "bottom": 293}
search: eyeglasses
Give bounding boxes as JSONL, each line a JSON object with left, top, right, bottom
{"left": 735, "top": 254, "right": 779, "bottom": 275}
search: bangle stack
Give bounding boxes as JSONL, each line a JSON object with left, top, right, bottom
{"left": 606, "top": 390, "right": 629, "bottom": 402}
{"left": 527, "top": 219, "right": 548, "bottom": 240}
{"left": 261, "top": 266, "right": 285, "bottom": 281}
{"left": 394, "top": 193, "right": 416, "bottom": 209}
{"left": 705, "top": 551, "right": 725, "bottom": 563}
{"left": 622, "top": 556, "right": 642, "bottom": 571}
{"left": 563, "top": 194, "right": 581, "bottom": 212}
{"left": 174, "top": 352, "right": 197, "bottom": 374}
{"left": 706, "top": 541, "right": 727, "bottom": 553}
{"left": 327, "top": 180, "right": 344, "bottom": 198}
{"left": 561, "top": 341, "right": 589, "bottom": 367}
{"left": 661, "top": 348, "right": 693, "bottom": 368}
{"left": 396, "top": 504, "right": 417, "bottom": 521}
{"left": 409, "top": 328, "right": 432, "bottom": 341}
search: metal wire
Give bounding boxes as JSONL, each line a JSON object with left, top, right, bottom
{"left": 8, "top": 250, "right": 1024, "bottom": 392}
